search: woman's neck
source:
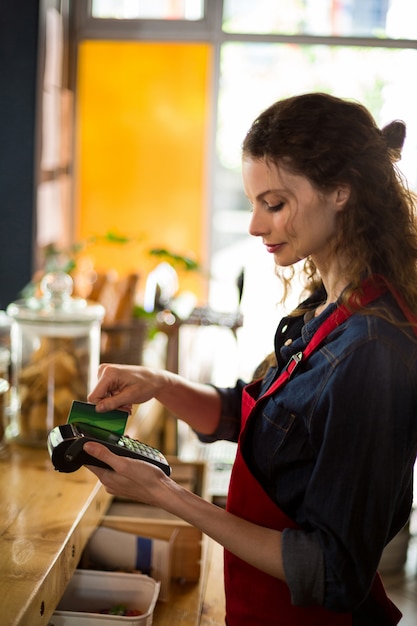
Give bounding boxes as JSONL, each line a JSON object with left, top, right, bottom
{"left": 315, "top": 270, "right": 350, "bottom": 317}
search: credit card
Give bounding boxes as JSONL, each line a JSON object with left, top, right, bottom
{"left": 67, "top": 400, "right": 128, "bottom": 436}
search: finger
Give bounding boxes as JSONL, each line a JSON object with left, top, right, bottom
{"left": 84, "top": 464, "right": 107, "bottom": 480}
{"left": 97, "top": 400, "right": 132, "bottom": 414}
{"left": 83, "top": 441, "right": 125, "bottom": 472}
{"left": 87, "top": 394, "right": 133, "bottom": 415}
{"left": 84, "top": 463, "right": 122, "bottom": 497}
{"left": 87, "top": 378, "right": 114, "bottom": 405}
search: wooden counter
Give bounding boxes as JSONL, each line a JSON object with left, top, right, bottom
{"left": 0, "top": 443, "right": 225, "bottom": 626}
{"left": 0, "top": 443, "right": 112, "bottom": 626}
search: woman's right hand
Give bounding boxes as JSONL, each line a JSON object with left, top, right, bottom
{"left": 88, "top": 362, "right": 222, "bottom": 436}
{"left": 87, "top": 363, "right": 167, "bottom": 414}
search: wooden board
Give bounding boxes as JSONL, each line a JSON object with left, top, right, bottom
{"left": 102, "top": 501, "right": 203, "bottom": 581}
{"left": 99, "top": 457, "right": 207, "bottom": 581}
{"left": 152, "top": 538, "right": 226, "bottom": 626}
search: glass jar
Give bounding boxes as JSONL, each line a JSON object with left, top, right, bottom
{"left": 7, "top": 272, "right": 105, "bottom": 446}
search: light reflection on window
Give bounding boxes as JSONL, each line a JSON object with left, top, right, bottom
{"left": 216, "top": 43, "right": 417, "bottom": 186}
{"left": 92, "top": 0, "right": 204, "bottom": 20}
{"left": 222, "top": 0, "right": 417, "bottom": 39}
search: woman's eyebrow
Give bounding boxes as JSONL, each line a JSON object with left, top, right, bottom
{"left": 255, "top": 188, "right": 283, "bottom": 201}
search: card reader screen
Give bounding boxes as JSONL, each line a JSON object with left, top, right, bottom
{"left": 75, "top": 421, "right": 122, "bottom": 445}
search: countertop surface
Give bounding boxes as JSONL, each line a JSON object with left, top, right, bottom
{"left": 0, "top": 442, "right": 226, "bottom": 625}
{"left": 0, "top": 443, "right": 112, "bottom": 626}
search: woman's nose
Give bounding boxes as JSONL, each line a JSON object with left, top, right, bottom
{"left": 248, "top": 206, "right": 270, "bottom": 238}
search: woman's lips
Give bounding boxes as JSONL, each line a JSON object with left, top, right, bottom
{"left": 265, "top": 243, "right": 284, "bottom": 254}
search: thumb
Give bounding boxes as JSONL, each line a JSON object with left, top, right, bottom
{"left": 83, "top": 441, "right": 118, "bottom": 469}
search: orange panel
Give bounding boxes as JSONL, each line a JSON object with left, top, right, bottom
{"left": 75, "top": 41, "right": 212, "bottom": 302}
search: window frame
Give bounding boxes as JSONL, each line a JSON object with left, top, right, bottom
{"left": 76, "top": 0, "right": 417, "bottom": 49}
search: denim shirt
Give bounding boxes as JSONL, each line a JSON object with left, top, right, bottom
{"left": 197, "top": 290, "right": 417, "bottom": 613}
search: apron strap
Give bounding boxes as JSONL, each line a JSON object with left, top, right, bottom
{"left": 256, "top": 274, "right": 417, "bottom": 403}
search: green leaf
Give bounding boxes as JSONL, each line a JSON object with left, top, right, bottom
{"left": 149, "top": 248, "right": 199, "bottom": 271}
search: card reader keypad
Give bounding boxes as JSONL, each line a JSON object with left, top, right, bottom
{"left": 118, "top": 435, "right": 167, "bottom": 463}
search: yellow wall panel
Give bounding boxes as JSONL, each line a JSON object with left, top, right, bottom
{"left": 75, "top": 41, "right": 212, "bottom": 301}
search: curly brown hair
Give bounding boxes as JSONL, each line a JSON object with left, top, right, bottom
{"left": 242, "top": 92, "right": 417, "bottom": 314}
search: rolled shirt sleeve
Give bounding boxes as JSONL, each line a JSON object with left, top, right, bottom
{"left": 195, "top": 381, "right": 246, "bottom": 444}
{"left": 282, "top": 528, "right": 325, "bottom": 606}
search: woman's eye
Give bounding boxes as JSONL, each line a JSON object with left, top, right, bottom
{"left": 266, "top": 201, "right": 284, "bottom": 212}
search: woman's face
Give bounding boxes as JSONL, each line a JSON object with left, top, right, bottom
{"left": 242, "top": 156, "right": 348, "bottom": 269}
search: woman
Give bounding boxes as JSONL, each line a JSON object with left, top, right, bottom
{"left": 84, "top": 93, "right": 417, "bottom": 625}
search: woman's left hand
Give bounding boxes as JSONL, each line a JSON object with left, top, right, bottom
{"left": 83, "top": 442, "right": 287, "bottom": 583}
{"left": 83, "top": 441, "right": 170, "bottom": 506}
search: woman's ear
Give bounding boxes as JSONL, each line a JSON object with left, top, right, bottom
{"left": 334, "top": 184, "right": 351, "bottom": 211}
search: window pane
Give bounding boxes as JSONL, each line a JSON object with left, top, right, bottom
{"left": 92, "top": 0, "right": 204, "bottom": 20}
{"left": 216, "top": 42, "right": 417, "bottom": 185}
{"left": 222, "top": 0, "right": 417, "bottom": 39}
{"left": 76, "top": 41, "right": 211, "bottom": 300}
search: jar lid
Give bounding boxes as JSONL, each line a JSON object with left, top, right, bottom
{"left": 7, "top": 272, "right": 105, "bottom": 324}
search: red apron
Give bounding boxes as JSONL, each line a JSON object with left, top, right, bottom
{"left": 225, "top": 277, "right": 410, "bottom": 625}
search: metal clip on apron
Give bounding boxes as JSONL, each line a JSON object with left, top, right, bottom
{"left": 225, "top": 276, "right": 414, "bottom": 625}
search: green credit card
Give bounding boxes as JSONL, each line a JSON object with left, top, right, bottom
{"left": 67, "top": 400, "right": 128, "bottom": 436}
